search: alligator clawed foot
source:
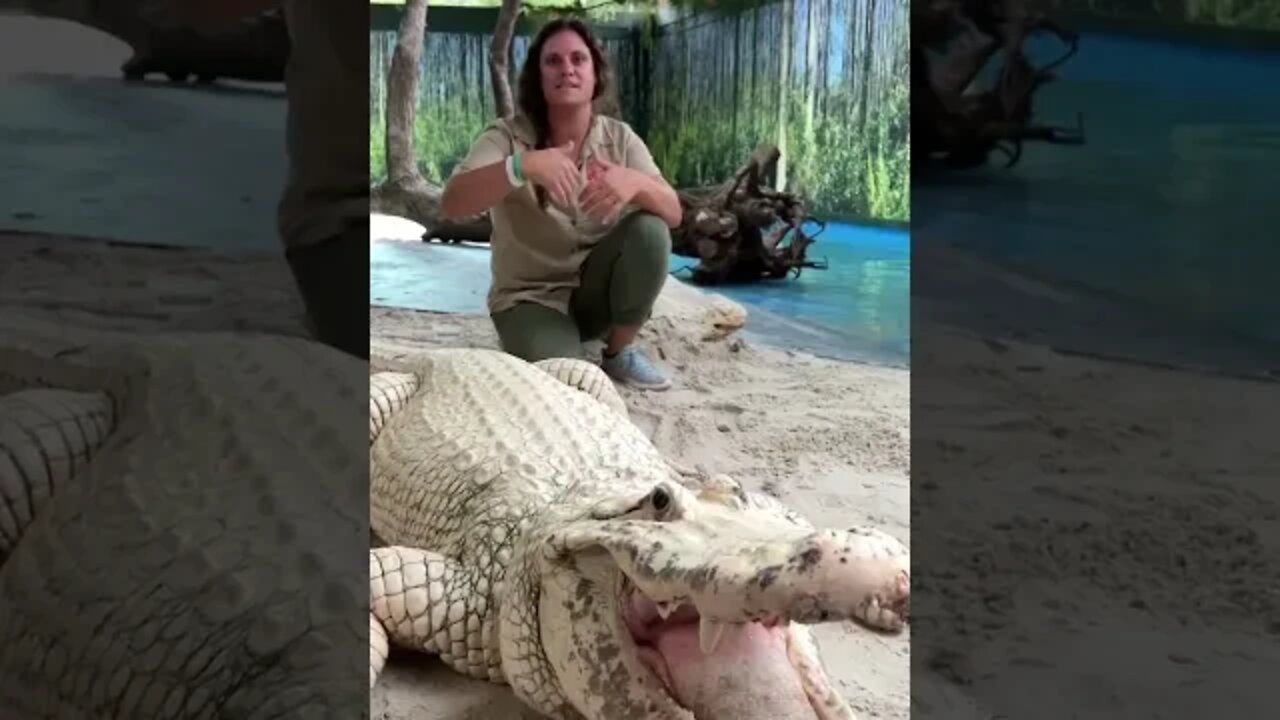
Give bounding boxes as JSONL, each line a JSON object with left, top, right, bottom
{"left": 857, "top": 568, "right": 910, "bottom": 633}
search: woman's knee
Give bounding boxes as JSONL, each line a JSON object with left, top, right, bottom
{"left": 602, "top": 213, "right": 672, "bottom": 327}
{"left": 491, "top": 305, "right": 586, "bottom": 362}
{"left": 619, "top": 211, "right": 672, "bottom": 268}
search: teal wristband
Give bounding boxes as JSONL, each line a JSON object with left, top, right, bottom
{"left": 504, "top": 154, "right": 524, "bottom": 188}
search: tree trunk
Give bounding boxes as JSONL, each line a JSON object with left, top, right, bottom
{"left": 859, "top": 0, "right": 876, "bottom": 135}
{"left": 377, "top": 0, "right": 525, "bottom": 241}
{"left": 489, "top": 0, "right": 522, "bottom": 119}
{"left": 385, "top": 0, "right": 428, "bottom": 184}
{"left": 370, "top": 0, "right": 448, "bottom": 232}
{"left": 731, "top": 12, "right": 740, "bottom": 150}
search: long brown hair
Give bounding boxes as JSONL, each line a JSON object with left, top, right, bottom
{"left": 516, "top": 18, "right": 612, "bottom": 209}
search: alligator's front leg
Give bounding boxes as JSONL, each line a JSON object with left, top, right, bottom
{"left": 0, "top": 387, "right": 116, "bottom": 561}
{"left": 533, "top": 358, "right": 629, "bottom": 420}
{"left": 369, "top": 372, "right": 419, "bottom": 444}
{"left": 0, "top": 332, "right": 371, "bottom": 718}
{"left": 369, "top": 546, "right": 500, "bottom": 687}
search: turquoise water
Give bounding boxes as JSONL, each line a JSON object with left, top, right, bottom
{"left": 669, "top": 221, "right": 909, "bottom": 367}
{"left": 371, "top": 236, "right": 493, "bottom": 313}
{"left": 914, "top": 32, "right": 1280, "bottom": 357}
{"left": 370, "top": 219, "right": 910, "bottom": 367}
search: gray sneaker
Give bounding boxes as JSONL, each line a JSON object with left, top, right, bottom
{"left": 601, "top": 345, "right": 672, "bottom": 390}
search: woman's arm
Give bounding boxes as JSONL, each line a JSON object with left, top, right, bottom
{"left": 631, "top": 172, "right": 683, "bottom": 229}
{"left": 442, "top": 140, "right": 583, "bottom": 219}
{"left": 580, "top": 159, "right": 683, "bottom": 229}
{"left": 439, "top": 162, "right": 517, "bottom": 219}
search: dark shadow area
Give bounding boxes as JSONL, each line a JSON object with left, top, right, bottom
{"left": 914, "top": 28, "right": 1280, "bottom": 376}
{"left": 0, "top": 66, "right": 287, "bottom": 252}
{"left": 912, "top": 4, "right": 1280, "bottom": 718}
{"left": 0, "top": 9, "right": 369, "bottom": 718}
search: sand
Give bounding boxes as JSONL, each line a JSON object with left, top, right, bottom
{"left": 904, "top": 237, "right": 1280, "bottom": 718}
{"left": 369, "top": 271, "right": 912, "bottom": 720}
{"left": 907, "top": 320, "right": 1280, "bottom": 719}
{"left": 369, "top": 231, "right": 1280, "bottom": 718}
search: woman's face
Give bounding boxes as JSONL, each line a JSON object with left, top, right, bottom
{"left": 539, "top": 30, "right": 596, "bottom": 108}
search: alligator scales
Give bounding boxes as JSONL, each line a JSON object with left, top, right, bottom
{"left": 369, "top": 349, "right": 910, "bottom": 719}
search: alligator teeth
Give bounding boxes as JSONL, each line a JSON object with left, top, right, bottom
{"left": 698, "top": 618, "right": 728, "bottom": 655}
{"left": 655, "top": 601, "right": 675, "bottom": 620}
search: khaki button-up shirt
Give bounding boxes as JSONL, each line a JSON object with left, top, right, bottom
{"left": 449, "top": 113, "right": 663, "bottom": 316}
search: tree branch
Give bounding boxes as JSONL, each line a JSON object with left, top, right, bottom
{"left": 489, "top": 0, "right": 523, "bottom": 118}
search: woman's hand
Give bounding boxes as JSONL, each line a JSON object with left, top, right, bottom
{"left": 578, "top": 157, "right": 644, "bottom": 224}
{"left": 520, "top": 140, "right": 582, "bottom": 209}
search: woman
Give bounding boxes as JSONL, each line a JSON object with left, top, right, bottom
{"left": 441, "top": 18, "right": 683, "bottom": 391}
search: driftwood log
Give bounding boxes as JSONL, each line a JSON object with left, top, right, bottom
{"left": 119, "top": 8, "right": 289, "bottom": 85}
{"left": 424, "top": 144, "right": 829, "bottom": 285}
{"left": 670, "top": 143, "right": 827, "bottom": 285}
{"left": 418, "top": 195, "right": 490, "bottom": 244}
{"left": 913, "top": 0, "right": 1084, "bottom": 169}
{"left": 9, "top": 1, "right": 289, "bottom": 84}
{"left": 427, "top": 214, "right": 494, "bottom": 244}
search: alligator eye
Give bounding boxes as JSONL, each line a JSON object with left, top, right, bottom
{"left": 650, "top": 487, "right": 670, "bottom": 512}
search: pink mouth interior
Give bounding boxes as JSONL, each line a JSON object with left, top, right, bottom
{"left": 623, "top": 587, "right": 814, "bottom": 717}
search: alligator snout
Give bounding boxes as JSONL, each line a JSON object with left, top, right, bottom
{"left": 555, "top": 519, "right": 910, "bottom": 633}
{"left": 652, "top": 526, "right": 909, "bottom": 633}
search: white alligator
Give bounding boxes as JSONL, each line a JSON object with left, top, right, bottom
{"left": 0, "top": 320, "right": 367, "bottom": 718}
{"left": 369, "top": 348, "right": 910, "bottom": 719}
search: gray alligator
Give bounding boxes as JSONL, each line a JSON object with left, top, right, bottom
{"left": 0, "top": 320, "right": 366, "bottom": 718}
{"left": 369, "top": 348, "right": 911, "bottom": 719}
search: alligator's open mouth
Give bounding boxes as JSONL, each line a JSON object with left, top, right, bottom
{"left": 545, "top": 486, "right": 909, "bottom": 718}
{"left": 617, "top": 577, "right": 835, "bottom": 719}
{"left": 624, "top": 578, "right": 770, "bottom": 689}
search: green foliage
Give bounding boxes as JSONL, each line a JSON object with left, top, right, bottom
{"left": 370, "top": 0, "right": 912, "bottom": 223}
{"left": 415, "top": 104, "right": 492, "bottom": 184}
{"left": 644, "top": 0, "right": 910, "bottom": 222}
{"left": 370, "top": 125, "right": 386, "bottom": 180}
{"left": 647, "top": 82, "right": 909, "bottom": 222}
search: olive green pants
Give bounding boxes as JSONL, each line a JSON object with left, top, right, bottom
{"left": 492, "top": 212, "right": 672, "bottom": 362}
{"left": 277, "top": 1, "right": 369, "bottom": 359}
